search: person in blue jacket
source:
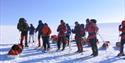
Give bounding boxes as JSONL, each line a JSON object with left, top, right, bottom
{"left": 66, "top": 23, "right": 71, "bottom": 46}
{"left": 29, "top": 24, "right": 35, "bottom": 43}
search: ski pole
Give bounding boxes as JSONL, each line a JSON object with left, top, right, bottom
{"left": 33, "top": 32, "right": 37, "bottom": 48}
{"left": 98, "top": 33, "right": 105, "bottom": 43}
{"left": 117, "top": 31, "right": 121, "bottom": 42}
{"left": 68, "top": 35, "right": 72, "bottom": 54}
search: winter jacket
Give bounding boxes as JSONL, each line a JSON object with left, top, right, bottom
{"left": 66, "top": 25, "right": 71, "bottom": 36}
{"left": 36, "top": 23, "right": 44, "bottom": 33}
{"left": 17, "top": 22, "right": 29, "bottom": 32}
{"left": 86, "top": 23, "right": 99, "bottom": 39}
{"left": 57, "top": 23, "right": 67, "bottom": 37}
{"left": 119, "top": 26, "right": 125, "bottom": 40}
{"left": 73, "top": 24, "right": 81, "bottom": 37}
{"left": 85, "top": 23, "right": 90, "bottom": 32}
{"left": 73, "top": 24, "right": 83, "bottom": 43}
{"left": 42, "top": 25, "right": 51, "bottom": 36}
{"left": 29, "top": 26, "right": 35, "bottom": 35}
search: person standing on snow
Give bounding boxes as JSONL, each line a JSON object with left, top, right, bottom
{"left": 80, "top": 24, "right": 86, "bottom": 45}
{"left": 66, "top": 23, "right": 71, "bottom": 46}
{"left": 17, "top": 18, "right": 29, "bottom": 47}
{"left": 42, "top": 23, "right": 52, "bottom": 52}
{"left": 85, "top": 18, "right": 90, "bottom": 36}
{"left": 117, "top": 20, "right": 125, "bottom": 56}
{"left": 85, "top": 18, "right": 90, "bottom": 29}
{"left": 86, "top": 19, "right": 99, "bottom": 56}
{"left": 72, "top": 22, "right": 83, "bottom": 53}
{"left": 57, "top": 20, "right": 67, "bottom": 51}
{"left": 35, "top": 20, "right": 44, "bottom": 47}
{"left": 28, "top": 24, "right": 35, "bottom": 43}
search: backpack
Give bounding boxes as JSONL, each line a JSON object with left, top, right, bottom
{"left": 80, "top": 26, "right": 85, "bottom": 37}
{"left": 42, "top": 25, "right": 51, "bottom": 36}
{"left": 17, "top": 22, "right": 29, "bottom": 32}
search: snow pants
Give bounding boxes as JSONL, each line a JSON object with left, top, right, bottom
{"left": 66, "top": 35, "right": 70, "bottom": 46}
{"left": 89, "top": 38, "right": 98, "bottom": 55}
{"left": 42, "top": 36, "right": 50, "bottom": 51}
{"left": 120, "top": 39, "right": 125, "bottom": 53}
{"left": 75, "top": 36, "right": 83, "bottom": 52}
{"left": 57, "top": 36, "right": 66, "bottom": 50}
{"left": 20, "top": 31, "right": 28, "bottom": 47}
{"left": 38, "top": 32, "right": 43, "bottom": 47}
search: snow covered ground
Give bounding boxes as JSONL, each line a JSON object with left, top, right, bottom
{"left": 0, "top": 23, "right": 125, "bottom": 63}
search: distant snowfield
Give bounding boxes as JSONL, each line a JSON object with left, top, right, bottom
{"left": 0, "top": 25, "right": 19, "bottom": 44}
{"left": 0, "top": 23, "right": 125, "bottom": 63}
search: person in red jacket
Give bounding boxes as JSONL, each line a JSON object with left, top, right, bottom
{"left": 86, "top": 19, "right": 99, "bottom": 56}
{"left": 85, "top": 18, "right": 90, "bottom": 30}
{"left": 117, "top": 20, "right": 125, "bottom": 56}
{"left": 57, "top": 20, "right": 67, "bottom": 51}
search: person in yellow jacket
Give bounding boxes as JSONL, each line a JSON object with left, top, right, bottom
{"left": 42, "top": 23, "right": 52, "bottom": 52}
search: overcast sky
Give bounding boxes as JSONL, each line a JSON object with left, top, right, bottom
{"left": 0, "top": 0, "right": 125, "bottom": 26}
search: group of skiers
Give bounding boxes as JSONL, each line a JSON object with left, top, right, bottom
{"left": 17, "top": 17, "right": 125, "bottom": 57}
{"left": 72, "top": 18, "right": 99, "bottom": 56}
{"left": 17, "top": 18, "right": 51, "bottom": 52}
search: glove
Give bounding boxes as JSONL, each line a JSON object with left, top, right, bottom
{"left": 35, "top": 30, "right": 37, "bottom": 33}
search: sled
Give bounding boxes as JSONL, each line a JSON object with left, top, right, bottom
{"left": 101, "top": 41, "right": 110, "bottom": 48}
{"left": 116, "top": 42, "right": 121, "bottom": 47}
{"left": 51, "top": 35, "right": 58, "bottom": 43}
{"left": 8, "top": 44, "right": 23, "bottom": 55}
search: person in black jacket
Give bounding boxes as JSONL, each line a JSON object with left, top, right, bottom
{"left": 35, "top": 20, "right": 44, "bottom": 47}
{"left": 72, "top": 22, "right": 83, "bottom": 53}
{"left": 17, "top": 18, "right": 29, "bottom": 47}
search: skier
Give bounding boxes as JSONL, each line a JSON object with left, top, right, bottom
{"left": 86, "top": 19, "right": 99, "bottom": 56}
{"left": 80, "top": 24, "right": 86, "bottom": 45}
{"left": 17, "top": 18, "right": 29, "bottom": 47}
{"left": 29, "top": 24, "right": 35, "bottom": 43}
{"left": 72, "top": 22, "right": 83, "bottom": 53}
{"left": 42, "top": 23, "right": 52, "bottom": 52}
{"left": 66, "top": 23, "right": 71, "bottom": 46}
{"left": 117, "top": 20, "right": 125, "bottom": 56}
{"left": 85, "top": 18, "right": 91, "bottom": 46}
{"left": 35, "top": 20, "right": 44, "bottom": 47}
{"left": 57, "top": 20, "right": 67, "bottom": 51}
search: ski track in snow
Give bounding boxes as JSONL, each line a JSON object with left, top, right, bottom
{"left": 0, "top": 23, "right": 125, "bottom": 63}
{"left": 0, "top": 42, "right": 125, "bottom": 63}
